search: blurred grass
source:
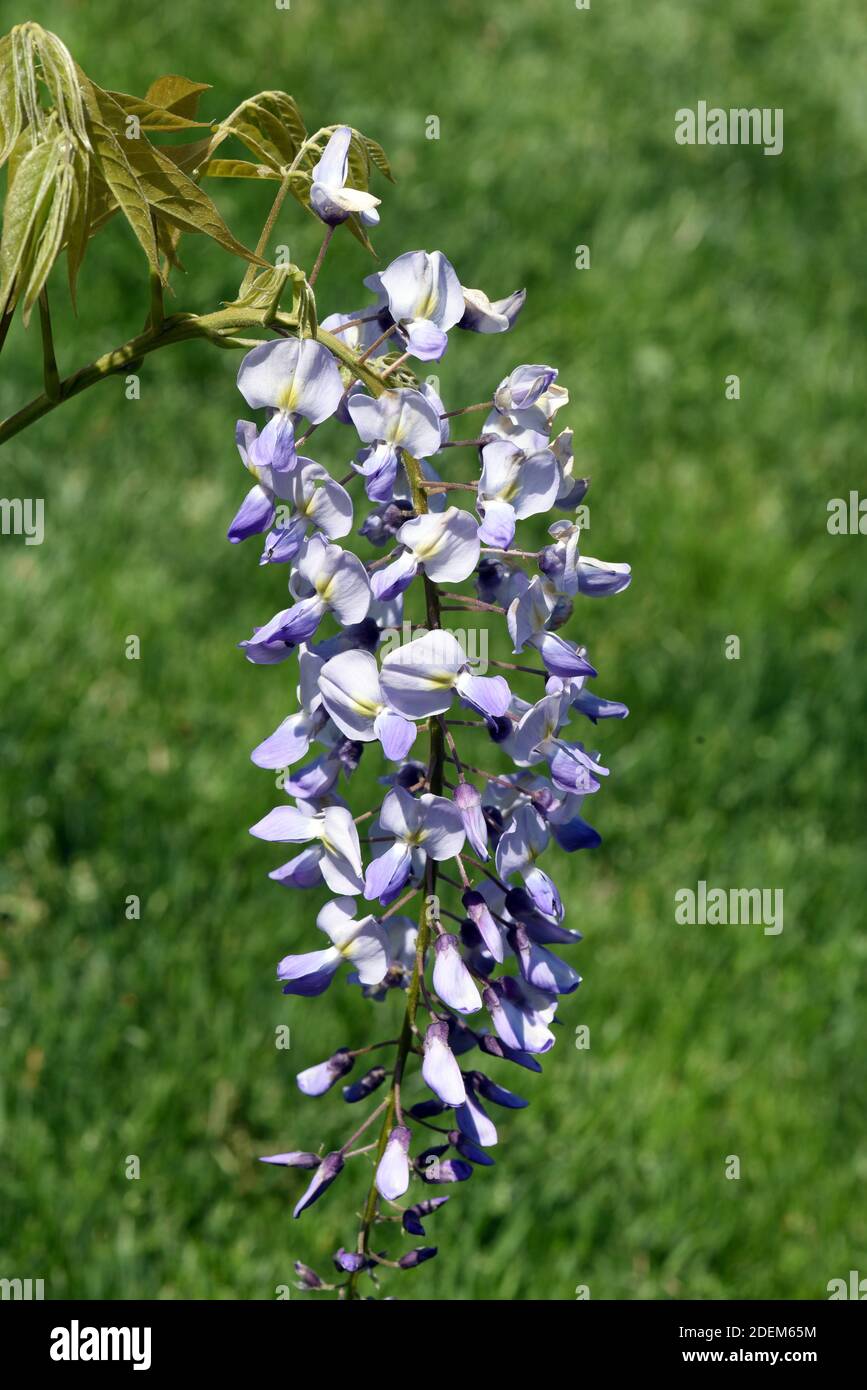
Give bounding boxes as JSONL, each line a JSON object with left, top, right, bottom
{"left": 1, "top": 0, "right": 866, "bottom": 1300}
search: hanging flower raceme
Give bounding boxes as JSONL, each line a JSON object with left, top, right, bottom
{"left": 226, "top": 186, "right": 629, "bottom": 1297}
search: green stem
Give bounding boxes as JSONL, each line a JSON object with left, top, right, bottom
{"left": 149, "top": 270, "right": 165, "bottom": 330}
{"left": 347, "top": 450, "right": 445, "bottom": 1300}
{"left": 38, "top": 292, "right": 61, "bottom": 402}
{"left": 0, "top": 304, "right": 15, "bottom": 358}
{"left": 0, "top": 308, "right": 389, "bottom": 449}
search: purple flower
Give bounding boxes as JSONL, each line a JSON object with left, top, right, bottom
{"left": 381, "top": 628, "right": 510, "bottom": 721}
{"left": 251, "top": 805, "right": 364, "bottom": 895}
{"left": 274, "top": 897, "right": 388, "bottom": 996}
{"left": 492, "top": 363, "right": 569, "bottom": 434}
{"left": 454, "top": 781, "right": 489, "bottom": 861}
{"left": 342, "top": 1066, "right": 387, "bottom": 1103}
{"left": 293, "top": 1151, "right": 345, "bottom": 1219}
{"left": 459, "top": 284, "right": 525, "bottom": 333}
{"left": 375, "top": 1125, "right": 412, "bottom": 1201}
{"left": 258, "top": 460, "right": 353, "bottom": 565}
{"left": 348, "top": 388, "right": 442, "bottom": 501}
{"left": 398, "top": 1246, "right": 438, "bottom": 1268}
{"left": 432, "top": 934, "right": 482, "bottom": 1015}
{"left": 483, "top": 979, "right": 556, "bottom": 1055}
{"left": 241, "top": 534, "right": 371, "bottom": 659}
{"left": 371, "top": 507, "right": 480, "bottom": 599}
{"left": 310, "top": 126, "right": 381, "bottom": 227}
{"left": 259, "top": 1151, "right": 322, "bottom": 1168}
{"left": 477, "top": 440, "right": 559, "bottom": 549}
{"left": 319, "top": 649, "right": 416, "bottom": 761}
{"left": 455, "top": 1087, "right": 498, "bottom": 1148}
{"left": 297, "top": 1047, "right": 355, "bottom": 1096}
{"left": 237, "top": 338, "right": 344, "bottom": 453}
{"left": 402, "top": 1196, "right": 449, "bottom": 1236}
{"left": 422, "top": 1020, "right": 467, "bottom": 1107}
{"left": 364, "top": 787, "right": 465, "bottom": 904}
{"left": 378, "top": 250, "right": 464, "bottom": 360}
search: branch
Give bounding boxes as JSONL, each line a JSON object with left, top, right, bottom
{"left": 0, "top": 309, "right": 391, "bottom": 449}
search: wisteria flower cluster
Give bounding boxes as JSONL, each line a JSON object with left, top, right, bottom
{"left": 229, "top": 128, "right": 630, "bottom": 1298}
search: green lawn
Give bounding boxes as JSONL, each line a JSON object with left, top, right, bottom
{"left": 1, "top": 0, "right": 865, "bottom": 1300}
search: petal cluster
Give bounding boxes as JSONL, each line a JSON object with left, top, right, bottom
{"left": 229, "top": 225, "right": 627, "bottom": 1297}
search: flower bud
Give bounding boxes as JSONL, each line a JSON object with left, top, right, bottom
{"left": 293, "top": 1151, "right": 345, "bottom": 1220}
{"left": 398, "top": 1246, "right": 438, "bottom": 1269}
{"left": 342, "top": 1065, "right": 387, "bottom": 1103}
{"left": 297, "top": 1047, "right": 355, "bottom": 1097}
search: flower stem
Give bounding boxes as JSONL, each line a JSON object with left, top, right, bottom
{"left": 348, "top": 448, "right": 445, "bottom": 1299}
{"left": 308, "top": 226, "right": 335, "bottom": 288}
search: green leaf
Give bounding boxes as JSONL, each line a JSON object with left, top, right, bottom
{"left": 203, "top": 157, "right": 283, "bottom": 180}
{"left": 87, "top": 117, "right": 161, "bottom": 278}
{"left": 29, "top": 25, "right": 91, "bottom": 151}
{"left": 225, "top": 264, "right": 291, "bottom": 316}
{"left": 344, "top": 212, "right": 377, "bottom": 257}
{"left": 64, "top": 145, "right": 91, "bottom": 309}
{"left": 362, "top": 134, "right": 394, "bottom": 183}
{"left": 23, "top": 140, "right": 76, "bottom": 321}
{"left": 0, "top": 34, "right": 23, "bottom": 168}
{"left": 10, "top": 26, "right": 44, "bottom": 139}
{"left": 159, "top": 137, "right": 214, "bottom": 175}
{"left": 134, "top": 141, "right": 268, "bottom": 264}
{"left": 0, "top": 133, "right": 62, "bottom": 319}
{"left": 144, "top": 75, "right": 211, "bottom": 121}
{"left": 84, "top": 82, "right": 266, "bottom": 267}
{"left": 346, "top": 130, "right": 371, "bottom": 192}
{"left": 212, "top": 117, "right": 281, "bottom": 171}
{"left": 266, "top": 92, "right": 306, "bottom": 151}
{"left": 208, "top": 92, "right": 308, "bottom": 171}
{"left": 106, "top": 90, "right": 208, "bottom": 132}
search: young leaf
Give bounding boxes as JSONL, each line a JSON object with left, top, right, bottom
{"left": 159, "top": 137, "right": 214, "bottom": 175}
{"left": 204, "top": 157, "right": 283, "bottom": 180}
{"left": 134, "top": 141, "right": 269, "bottom": 264}
{"left": 23, "top": 140, "right": 76, "bottom": 321}
{"left": 144, "top": 75, "right": 211, "bottom": 121}
{"left": 84, "top": 82, "right": 266, "bottom": 267}
{"left": 0, "top": 133, "right": 62, "bottom": 318}
{"left": 29, "top": 25, "right": 91, "bottom": 151}
{"left": 362, "top": 134, "right": 394, "bottom": 183}
{"left": 64, "top": 144, "right": 91, "bottom": 310}
{"left": 0, "top": 34, "right": 23, "bottom": 168}
{"left": 106, "top": 90, "right": 208, "bottom": 132}
{"left": 225, "top": 264, "right": 291, "bottom": 316}
{"left": 207, "top": 92, "right": 307, "bottom": 170}
{"left": 87, "top": 117, "right": 161, "bottom": 278}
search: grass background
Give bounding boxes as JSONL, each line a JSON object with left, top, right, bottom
{"left": 1, "top": 0, "right": 865, "bottom": 1300}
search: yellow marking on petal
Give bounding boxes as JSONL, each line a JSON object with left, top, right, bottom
{"left": 413, "top": 533, "right": 442, "bottom": 560}
{"left": 415, "top": 288, "right": 439, "bottom": 319}
{"left": 351, "top": 696, "right": 382, "bottom": 717}
{"left": 422, "top": 669, "right": 457, "bottom": 689}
